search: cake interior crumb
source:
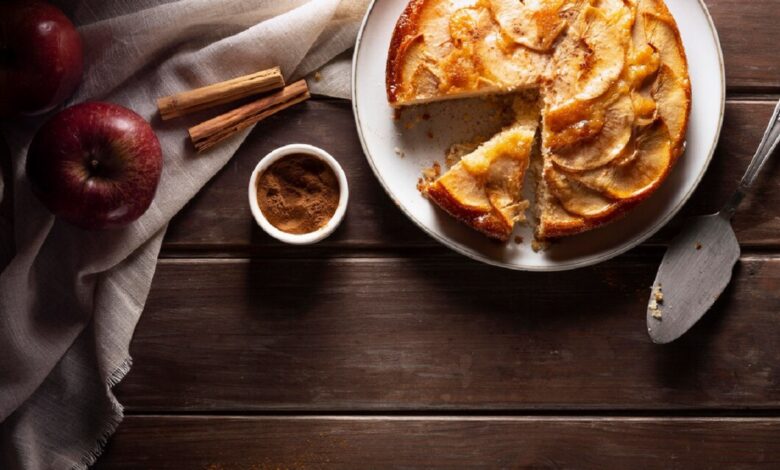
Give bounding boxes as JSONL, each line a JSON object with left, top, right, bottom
{"left": 531, "top": 239, "right": 548, "bottom": 253}
{"left": 417, "top": 161, "right": 441, "bottom": 194}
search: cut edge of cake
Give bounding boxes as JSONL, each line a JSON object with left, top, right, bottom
{"left": 423, "top": 98, "right": 539, "bottom": 241}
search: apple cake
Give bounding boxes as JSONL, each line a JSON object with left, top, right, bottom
{"left": 386, "top": 0, "right": 690, "bottom": 241}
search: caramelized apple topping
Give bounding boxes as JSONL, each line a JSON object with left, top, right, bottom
{"left": 541, "top": 0, "right": 689, "bottom": 228}
{"left": 390, "top": 0, "right": 690, "bottom": 240}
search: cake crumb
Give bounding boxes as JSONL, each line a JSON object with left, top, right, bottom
{"left": 313, "top": 71, "right": 322, "bottom": 82}
{"left": 649, "top": 284, "right": 664, "bottom": 320}
{"left": 649, "top": 299, "right": 662, "bottom": 320}
{"left": 653, "top": 285, "right": 664, "bottom": 303}
{"left": 514, "top": 235, "right": 524, "bottom": 245}
{"left": 422, "top": 161, "right": 441, "bottom": 180}
{"left": 696, "top": 242, "right": 702, "bottom": 250}
{"left": 417, "top": 162, "right": 441, "bottom": 194}
{"left": 531, "top": 239, "right": 549, "bottom": 253}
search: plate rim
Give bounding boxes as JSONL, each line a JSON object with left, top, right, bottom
{"left": 350, "top": 0, "right": 726, "bottom": 272}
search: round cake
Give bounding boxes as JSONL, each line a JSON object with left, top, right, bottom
{"left": 386, "top": 0, "right": 691, "bottom": 242}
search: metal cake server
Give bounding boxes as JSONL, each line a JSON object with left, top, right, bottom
{"left": 648, "top": 99, "right": 780, "bottom": 344}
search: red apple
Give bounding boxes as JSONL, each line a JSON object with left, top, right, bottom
{"left": 0, "top": 0, "right": 84, "bottom": 117}
{"left": 26, "top": 102, "right": 163, "bottom": 230}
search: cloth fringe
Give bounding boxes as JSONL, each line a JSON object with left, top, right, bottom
{"left": 72, "top": 357, "right": 133, "bottom": 470}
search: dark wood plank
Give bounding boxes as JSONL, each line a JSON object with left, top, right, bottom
{"left": 97, "top": 416, "right": 780, "bottom": 469}
{"left": 116, "top": 255, "right": 780, "bottom": 411}
{"left": 162, "top": 100, "right": 780, "bottom": 251}
{"left": 705, "top": 0, "right": 780, "bottom": 92}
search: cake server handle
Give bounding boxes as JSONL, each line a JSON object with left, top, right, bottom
{"left": 721, "top": 99, "right": 780, "bottom": 219}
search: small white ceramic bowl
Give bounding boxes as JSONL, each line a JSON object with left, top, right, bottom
{"left": 248, "top": 144, "right": 349, "bottom": 245}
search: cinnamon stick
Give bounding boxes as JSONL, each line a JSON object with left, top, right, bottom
{"left": 189, "top": 79, "right": 310, "bottom": 152}
{"left": 157, "top": 67, "right": 285, "bottom": 120}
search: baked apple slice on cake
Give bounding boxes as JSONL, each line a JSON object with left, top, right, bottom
{"left": 535, "top": 0, "right": 690, "bottom": 239}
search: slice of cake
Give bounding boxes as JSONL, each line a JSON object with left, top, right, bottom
{"left": 423, "top": 99, "right": 539, "bottom": 241}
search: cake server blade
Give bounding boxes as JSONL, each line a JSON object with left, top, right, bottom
{"left": 648, "top": 98, "right": 780, "bottom": 344}
{"left": 647, "top": 214, "right": 739, "bottom": 344}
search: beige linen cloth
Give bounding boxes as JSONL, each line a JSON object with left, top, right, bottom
{"left": 0, "top": 0, "right": 370, "bottom": 468}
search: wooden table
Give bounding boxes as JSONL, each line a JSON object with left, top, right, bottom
{"left": 97, "top": 1, "right": 780, "bottom": 467}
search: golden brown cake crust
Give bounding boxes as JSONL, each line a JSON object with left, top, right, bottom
{"left": 538, "top": 199, "right": 642, "bottom": 239}
{"left": 385, "top": 0, "right": 427, "bottom": 105}
{"left": 425, "top": 181, "right": 513, "bottom": 241}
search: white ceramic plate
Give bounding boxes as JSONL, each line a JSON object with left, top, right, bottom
{"left": 352, "top": 0, "right": 725, "bottom": 271}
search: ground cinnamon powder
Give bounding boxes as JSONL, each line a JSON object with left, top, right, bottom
{"left": 257, "top": 153, "right": 340, "bottom": 234}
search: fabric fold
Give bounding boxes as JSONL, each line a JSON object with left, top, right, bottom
{"left": 0, "top": 0, "right": 369, "bottom": 468}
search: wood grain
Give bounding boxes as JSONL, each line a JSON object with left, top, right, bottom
{"left": 705, "top": 0, "right": 780, "bottom": 92}
{"left": 6, "top": 1, "right": 780, "bottom": 467}
{"left": 96, "top": 416, "right": 780, "bottom": 469}
{"left": 116, "top": 255, "right": 780, "bottom": 411}
{"left": 162, "top": 100, "right": 780, "bottom": 252}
